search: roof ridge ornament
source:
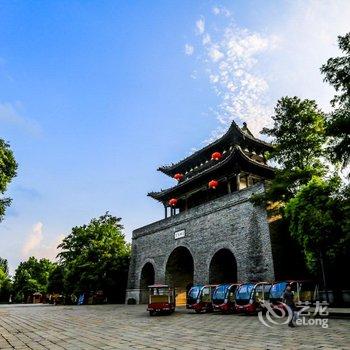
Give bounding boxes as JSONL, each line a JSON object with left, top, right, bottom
{"left": 241, "top": 122, "right": 255, "bottom": 138}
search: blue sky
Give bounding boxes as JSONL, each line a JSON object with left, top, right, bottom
{"left": 0, "top": 1, "right": 349, "bottom": 274}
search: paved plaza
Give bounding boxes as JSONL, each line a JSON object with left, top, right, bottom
{"left": 0, "top": 304, "right": 349, "bottom": 350}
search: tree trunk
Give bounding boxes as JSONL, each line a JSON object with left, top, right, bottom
{"left": 319, "top": 251, "right": 329, "bottom": 303}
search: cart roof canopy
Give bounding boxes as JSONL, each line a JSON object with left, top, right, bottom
{"left": 148, "top": 284, "right": 170, "bottom": 288}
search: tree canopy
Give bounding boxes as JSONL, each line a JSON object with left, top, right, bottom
{"left": 0, "top": 257, "right": 12, "bottom": 302}
{"left": 284, "top": 177, "right": 345, "bottom": 270}
{"left": 6, "top": 213, "right": 131, "bottom": 304}
{"left": 12, "top": 257, "right": 56, "bottom": 302}
{"left": 0, "top": 139, "right": 18, "bottom": 221}
{"left": 254, "top": 96, "right": 327, "bottom": 213}
{"left": 47, "top": 264, "right": 64, "bottom": 294}
{"left": 254, "top": 91, "right": 348, "bottom": 287}
{"left": 252, "top": 34, "right": 350, "bottom": 289}
{"left": 0, "top": 258, "right": 9, "bottom": 275}
{"left": 321, "top": 32, "right": 350, "bottom": 168}
{"left": 262, "top": 97, "right": 326, "bottom": 171}
{"left": 58, "top": 212, "right": 130, "bottom": 303}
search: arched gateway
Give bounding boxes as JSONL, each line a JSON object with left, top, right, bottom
{"left": 165, "top": 246, "right": 194, "bottom": 305}
{"left": 209, "top": 249, "right": 237, "bottom": 284}
{"left": 165, "top": 246, "right": 194, "bottom": 287}
{"left": 139, "top": 262, "right": 155, "bottom": 304}
{"left": 126, "top": 121, "right": 276, "bottom": 304}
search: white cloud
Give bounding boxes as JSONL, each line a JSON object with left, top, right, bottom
{"left": 209, "top": 74, "right": 219, "bottom": 83}
{"left": 190, "top": 70, "right": 198, "bottom": 79}
{"left": 212, "top": 6, "right": 231, "bottom": 17}
{"left": 262, "top": 0, "right": 350, "bottom": 113}
{"left": 208, "top": 47, "right": 224, "bottom": 62}
{"left": 21, "top": 222, "right": 64, "bottom": 261}
{"left": 198, "top": 22, "right": 278, "bottom": 139}
{"left": 189, "top": 1, "right": 350, "bottom": 143}
{"left": 202, "top": 33, "right": 211, "bottom": 45}
{"left": 196, "top": 18, "right": 205, "bottom": 35}
{"left": 0, "top": 102, "right": 42, "bottom": 137}
{"left": 212, "top": 7, "right": 220, "bottom": 15}
{"left": 22, "top": 222, "right": 43, "bottom": 257}
{"left": 184, "top": 43, "right": 194, "bottom": 56}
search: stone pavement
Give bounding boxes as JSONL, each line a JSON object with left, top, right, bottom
{"left": 0, "top": 304, "right": 349, "bottom": 350}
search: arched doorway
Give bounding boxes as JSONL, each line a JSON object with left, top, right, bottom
{"left": 209, "top": 248, "right": 237, "bottom": 284}
{"left": 165, "top": 246, "right": 194, "bottom": 305}
{"left": 139, "top": 262, "right": 155, "bottom": 304}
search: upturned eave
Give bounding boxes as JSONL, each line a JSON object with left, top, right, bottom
{"left": 148, "top": 146, "right": 275, "bottom": 202}
{"left": 158, "top": 120, "right": 273, "bottom": 177}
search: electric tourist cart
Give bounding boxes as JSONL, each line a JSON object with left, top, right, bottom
{"left": 186, "top": 284, "right": 217, "bottom": 313}
{"left": 269, "top": 280, "right": 319, "bottom": 312}
{"left": 235, "top": 282, "right": 272, "bottom": 314}
{"left": 147, "top": 284, "right": 176, "bottom": 316}
{"left": 212, "top": 283, "right": 240, "bottom": 313}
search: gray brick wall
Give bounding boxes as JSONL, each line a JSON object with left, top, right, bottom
{"left": 126, "top": 183, "right": 275, "bottom": 303}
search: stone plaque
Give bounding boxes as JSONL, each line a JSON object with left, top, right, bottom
{"left": 174, "top": 229, "right": 185, "bottom": 240}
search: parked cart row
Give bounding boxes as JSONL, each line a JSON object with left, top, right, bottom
{"left": 147, "top": 281, "right": 319, "bottom": 316}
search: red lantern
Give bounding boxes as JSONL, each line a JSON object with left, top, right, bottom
{"left": 208, "top": 179, "right": 219, "bottom": 189}
{"left": 174, "top": 173, "right": 184, "bottom": 181}
{"left": 211, "top": 151, "right": 222, "bottom": 161}
{"left": 168, "top": 198, "right": 178, "bottom": 207}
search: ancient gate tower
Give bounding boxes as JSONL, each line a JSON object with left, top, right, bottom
{"left": 126, "top": 121, "right": 275, "bottom": 304}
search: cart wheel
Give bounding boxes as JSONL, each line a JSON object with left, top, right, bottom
{"left": 149, "top": 310, "right": 155, "bottom": 316}
{"left": 274, "top": 308, "right": 282, "bottom": 317}
{"left": 195, "top": 309, "right": 201, "bottom": 314}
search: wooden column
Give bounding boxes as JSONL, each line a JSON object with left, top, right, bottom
{"left": 164, "top": 204, "right": 168, "bottom": 219}
{"left": 236, "top": 173, "right": 240, "bottom": 191}
{"left": 227, "top": 180, "right": 231, "bottom": 194}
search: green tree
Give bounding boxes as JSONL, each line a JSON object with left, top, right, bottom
{"left": 12, "top": 257, "right": 55, "bottom": 302}
{"left": 284, "top": 177, "right": 346, "bottom": 291}
{"left": 47, "top": 265, "right": 64, "bottom": 294}
{"left": 321, "top": 32, "right": 350, "bottom": 168}
{"left": 0, "top": 257, "right": 12, "bottom": 302}
{"left": 255, "top": 96, "right": 327, "bottom": 213}
{"left": 58, "top": 212, "right": 131, "bottom": 303}
{"left": 341, "top": 185, "right": 350, "bottom": 240}
{"left": 0, "top": 139, "right": 18, "bottom": 221}
{"left": 0, "top": 258, "right": 9, "bottom": 275}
